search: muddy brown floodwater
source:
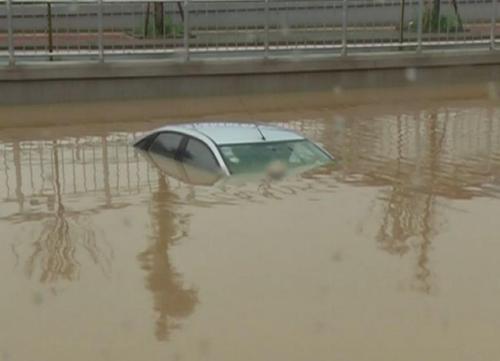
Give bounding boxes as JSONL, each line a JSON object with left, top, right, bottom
{"left": 1, "top": 90, "right": 500, "bottom": 361}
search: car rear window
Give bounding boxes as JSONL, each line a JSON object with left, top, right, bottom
{"left": 219, "top": 140, "right": 331, "bottom": 175}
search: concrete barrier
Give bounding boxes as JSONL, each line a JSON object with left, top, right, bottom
{"left": 1, "top": 51, "right": 500, "bottom": 105}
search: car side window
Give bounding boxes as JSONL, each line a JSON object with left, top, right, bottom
{"left": 183, "top": 138, "right": 220, "bottom": 172}
{"left": 149, "top": 132, "right": 184, "bottom": 158}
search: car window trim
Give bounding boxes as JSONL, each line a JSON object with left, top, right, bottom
{"left": 217, "top": 139, "right": 333, "bottom": 159}
{"left": 134, "top": 132, "right": 158, "bottom": 151}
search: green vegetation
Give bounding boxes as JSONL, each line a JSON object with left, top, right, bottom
{"left": 132, "top": 16, "right": 183, "bottom": 39}
{"left": 406, "top": 0, "right": 464, "bottom": 34}
{"left": 422, "top": 7, "right": 463, "bottom": 33}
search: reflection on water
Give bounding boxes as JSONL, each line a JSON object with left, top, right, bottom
{"left": 1, "top": 100, "right": 500, "bottom": 358}
{"left": 26, "top": 143, "right": 103, "bottom": 283}
{"left": 374, "top": 113, "right": 445, "bottom": 293}
{"left": 137, "top": 174, "right": 197, "bottom": 341}
{"left": 4, "top": 140, "right": 113, "bottom": 284}
{"left": 330, "top": 107, "right": 499, "bottom": 293}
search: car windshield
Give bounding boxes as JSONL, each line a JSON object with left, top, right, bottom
{"left": 219, "top": 140, "right": 332, "bottom": 175}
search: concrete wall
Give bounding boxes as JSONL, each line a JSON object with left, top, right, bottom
{"left": 1, "top": 51, "right": 500, "bottom": 106}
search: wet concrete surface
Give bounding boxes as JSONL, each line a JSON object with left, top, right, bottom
{"left": 1, "top": 89, "right": 500, "bottom": 361}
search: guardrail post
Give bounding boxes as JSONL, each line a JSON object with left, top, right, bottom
{"left": 341, "top": 0, "right": 347, "bottom": 56}
{"left": 417, "top": 0, "right": 423, "bottom": 53}
{"left": 491, "top": 0, "right": 498, "bottom": 50}
{"left": 6, "top": 0, "right": 15, "bottom": 65}
{"left": 399, "top": 0, "right": 405, "bottom": 45}
{"left": 183, "top": 0, "right": 189, "bottom": 61}
{"left": 47, "top": 2, "right": 53, "bottom": 60}
{"left": 98, "top": 0, "right": 104, "bottom": 61}
{"left": 264, "top": 0, "right": 269, "bottom": 58}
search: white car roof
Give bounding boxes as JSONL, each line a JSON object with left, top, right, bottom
{"left": 152, "top": 122, "right": 305, "bottom": 145}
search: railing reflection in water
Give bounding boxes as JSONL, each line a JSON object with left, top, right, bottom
{"left": 137, "top": 173, "right": 198, "bottom": 341}
{"left": 0, "top": 131, "right": 198, "bottom": 340}
{"left": 1, "top": 107, "right": 500, "bottom": 337}
{"left": 325, "top": 107, "right": 500, "bottom": 293}
{"left": 1, "top": 133, "right": 154, "bottom": 210}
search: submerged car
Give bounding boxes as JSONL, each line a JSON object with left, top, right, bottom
{"left": 134, "top": 122, "right": 334, "bottom": 185}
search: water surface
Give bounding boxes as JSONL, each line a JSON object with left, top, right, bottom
{"left": 1, "top": 96, "right": 500, "bottom": 361}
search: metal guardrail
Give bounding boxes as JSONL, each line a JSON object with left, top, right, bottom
{"left": 0, "top": 0, "right": 499, "bottom": 64}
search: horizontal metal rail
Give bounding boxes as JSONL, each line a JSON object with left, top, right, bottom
{"left": 0, "top": 0, "right": 498, "bottom": 64}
